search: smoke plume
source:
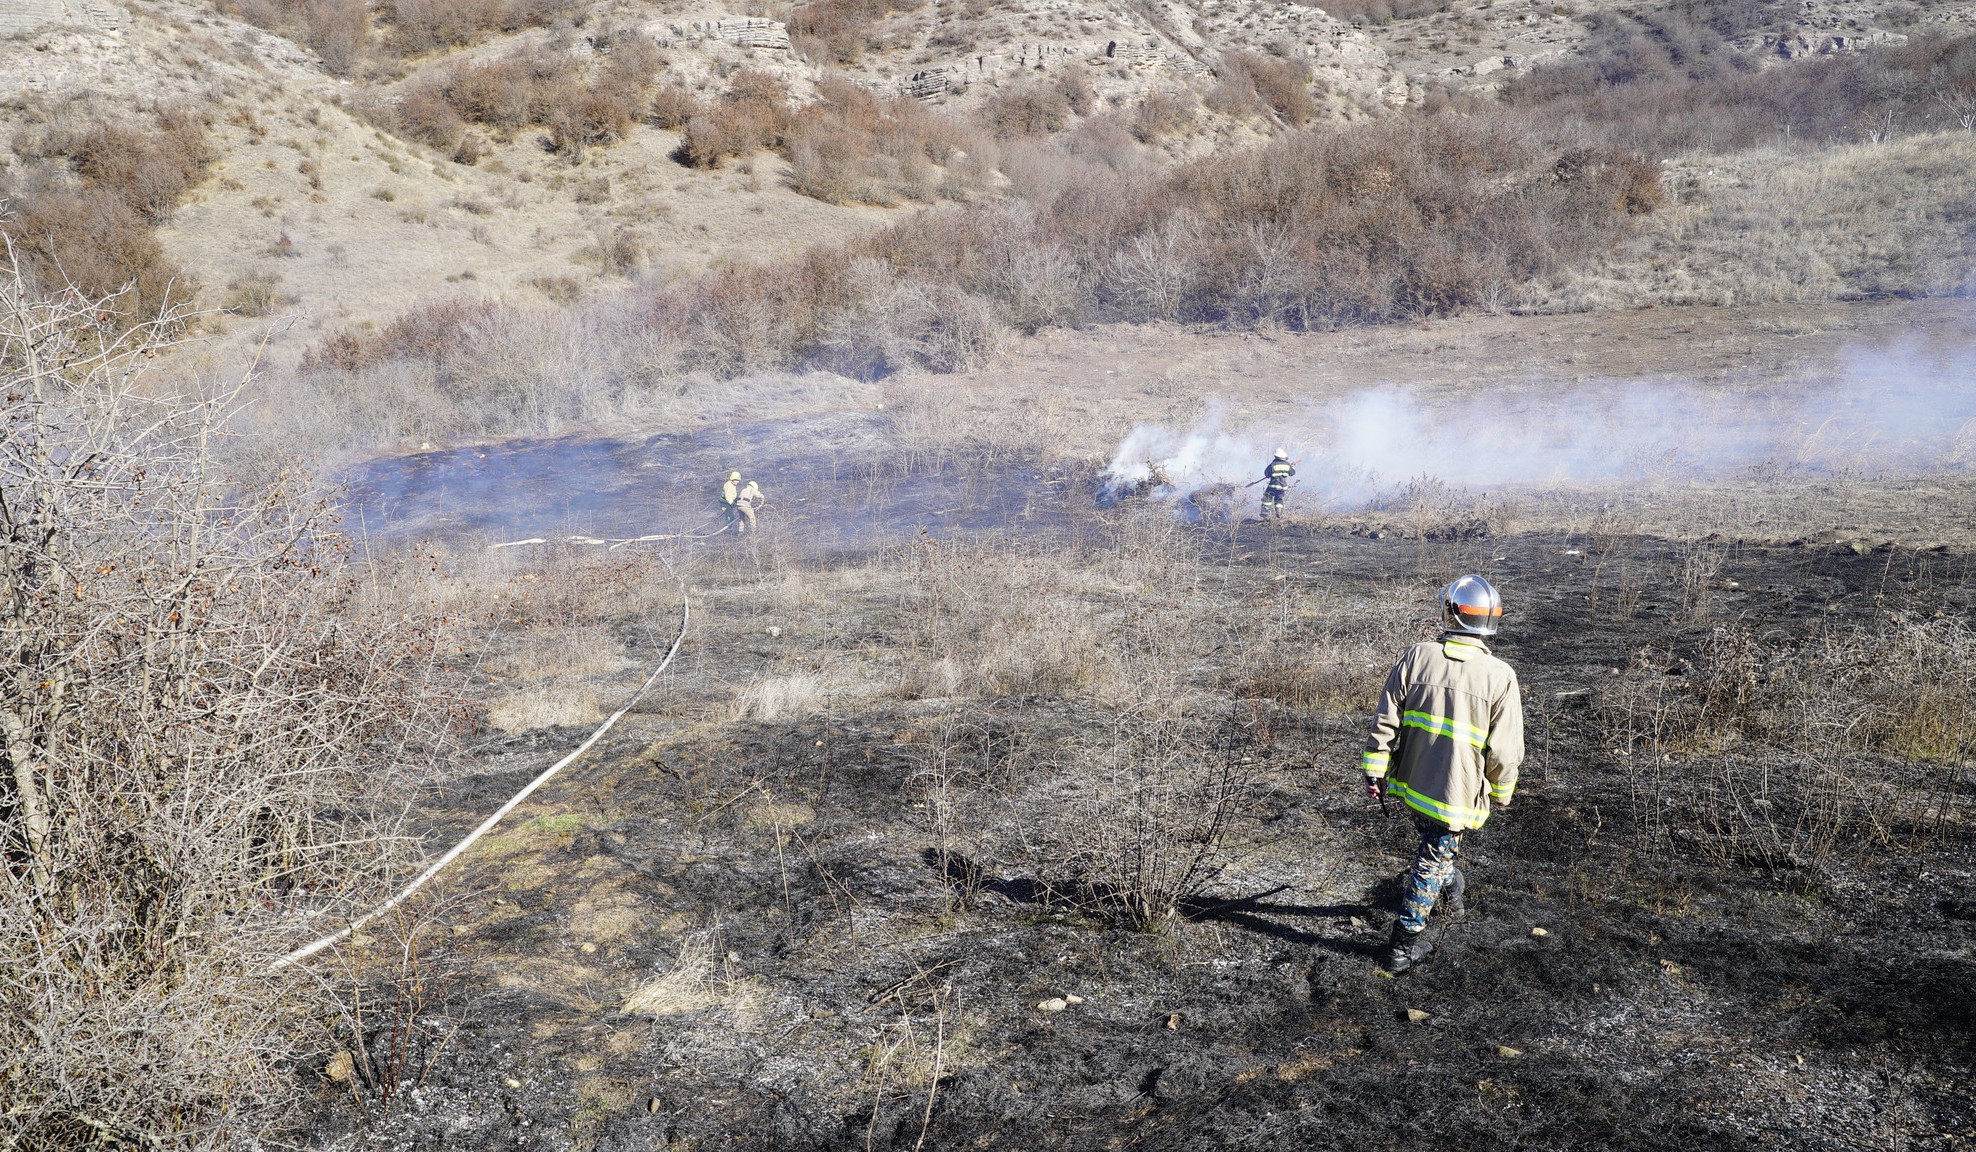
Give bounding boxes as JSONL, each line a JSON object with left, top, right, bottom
{"left": 1101, "top": 341, "right": 1976, "bottom": 510}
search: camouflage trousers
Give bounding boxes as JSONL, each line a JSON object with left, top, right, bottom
{"left": 1398, "top": 816, "right": 1463, "bottom": 933}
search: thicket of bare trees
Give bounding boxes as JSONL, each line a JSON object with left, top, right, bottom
{"left": 0, "top": 252, "right": 459, "bottom": 1149}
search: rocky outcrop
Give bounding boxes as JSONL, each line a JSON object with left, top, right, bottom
{"left": 0, "top": 0, "right": 120, "bottom": 38}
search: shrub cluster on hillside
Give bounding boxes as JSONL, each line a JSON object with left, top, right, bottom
{"left": 649, "top": 71, "right": 995, "bottom": 205}
{"left": 295, "top": 26, "right": 1976, "bottom": 421}
{"left": 217, "top": 0, "right": 585, "bottom": 69}
{"left": 1507, "top": 18, "right": 1976, "bottom": 149}
{"left": 1, "top": 107, "right": 212, "bottom": 320}
{"left": 360, "top": 35, "right": 662, "bottom": 161}
{"left": 787, "top": 0, "right": 925, "bottom": 64}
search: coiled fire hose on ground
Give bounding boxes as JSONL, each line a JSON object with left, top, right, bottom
{"left": 269, "top": 545, "right": 693, "bottom": 972}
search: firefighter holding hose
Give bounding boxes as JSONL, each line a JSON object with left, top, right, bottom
{"left": 720, "top": 471, "right": 750, "bottom": 534}
{"left": 1258, "top": 449, "right": 1295, "bottom": 519}
{"left": 1359, "top": 575, "right": 1524, "bottom": 973}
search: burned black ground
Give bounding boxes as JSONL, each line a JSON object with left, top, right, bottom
{"left": 304, "top": 516, "right": 1976, "bottom": 1152}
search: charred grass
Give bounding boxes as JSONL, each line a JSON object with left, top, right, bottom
{"left": 314, "top": 489, "right": 1974, "bottom": 1149}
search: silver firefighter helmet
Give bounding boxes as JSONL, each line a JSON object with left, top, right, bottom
{"left": 1272, "top": 447, "right": 1289, "bottom": 460}
{"left": 1442, "top": 574, "right": 1503, "bottom": 637}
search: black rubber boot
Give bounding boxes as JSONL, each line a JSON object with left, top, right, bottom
{"left": 1386, "top": 924, "right": 1434, "bottom": 974}
{"left": 1442, "top": 867, "right": 1466, "bottom": 920}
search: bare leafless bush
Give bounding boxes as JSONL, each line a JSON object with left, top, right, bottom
{"left": 1221, "top": 51, "right": 1316, "bottom": 127}
{"left": 788, "top": 0, "right": 924, "bottom": 64}
{"left": 0, "top": 186, "right": 188, "bottom": 322}
{"left": 1043, "top": 699, "right": 1265, "bottom": 928}
{"left": 1509, "top": 26, "right": 1976, "bottom": 153}
{"left": 675, "top": 68, "right": 792, "bottom": 169}
{"left": 1601, "top": 614, "right": 1976, "bottom": 866}
{"left": 981, "top": 74, "right": 1079, "bottom": 138}
{"left": 364, "top": 41, "right": 659, "bottom": 162}
{"left": 217, "top": 0, "right": 371, "bottom": 74}
{"left": 648, "top": 82, "right": 702, "bottom": 130}
{"left": 1130, "top": 89, "right": 1197, "bottom": 143}
{"left": 0, "top": 256, "right": 460, "bottom": 1148}
{"left": 1319, "top": 0, "right": 1451, "bottom": 24}
{"left": 381, "top": 0, "right": 582, "bottom": 56}
{"left": 0, "top": 108, "right": 211, "bottom": 321}
{"left": 783, "top": 78, "right": 982, "bottom": 206}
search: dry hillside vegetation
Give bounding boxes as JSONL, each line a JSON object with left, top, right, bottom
{"left": 268, "top": 22, "right": 1976, "bottom": 450}
{"left": 0, "top": 263, "right": 466, "bottom": 1148}
{"left": 1, "top": 106, "right": 212, "bottom": 319}
{"left": 5, "top": 0, "right": 1973, "bottom": 385}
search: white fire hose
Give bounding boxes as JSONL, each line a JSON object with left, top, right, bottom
{"left": 269, "top": 546, "right": 692, "bottom": 972}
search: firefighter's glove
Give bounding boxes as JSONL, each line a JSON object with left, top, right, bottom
{"left": 1363, "top": 774, "right": 1385, "bottom": 801}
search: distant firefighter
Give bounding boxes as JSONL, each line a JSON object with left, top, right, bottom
{"left": 1259, "top": 448, "right": 1295, "bottom": 518}
{"left": 738, "top": 478, "right": 764, "bottom": 531}
{"left": 1358, "top": 574, "right": 1524, "bottom": 974}
{"left": 719, "top": 470, "right": 752, "bottom": 534}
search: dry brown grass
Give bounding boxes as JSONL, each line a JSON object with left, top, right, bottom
{"left": 1602, "top": 611, "right": 1976, "bottom": 866}
{"left": 1532, "top": 131, "right": 1976, "bottom": 309}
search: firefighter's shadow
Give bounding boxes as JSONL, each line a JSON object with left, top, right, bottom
{"left": 1178, "top": 882, "right": 1398, "bottom": 961}
{"left": 923, "top": 850, "right": 1391, "bottom": 961}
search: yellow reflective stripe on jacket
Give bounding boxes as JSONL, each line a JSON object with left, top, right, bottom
{"left": 1489, "top": 779, "right": 1514, "bottom": 801}
{"left": 1443, "top": 639, "right": 1482, "bottom": 661}
{"left": 1361, "top": 750, "right": 1390, "bottom": 776}
{"left": 1401, "top": 709, "right": 1489, "bottom": 749}
{"left": 1390, "top": 779, "right": 1491, "bottom": 827}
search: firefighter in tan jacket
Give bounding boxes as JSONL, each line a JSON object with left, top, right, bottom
{"left": 1361, "top": 574, "right": 1524, "bottom": 973}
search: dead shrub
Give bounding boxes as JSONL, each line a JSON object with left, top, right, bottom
{"left": 54, "top": 107, "right": 212, "bottom": 225}
{"left": 1508, "top": 26, "right": 1976, "bottom": 152}
{"left": 588, "top": 225, "right": 648, "bottom": 277}
{"left": 223, "top": 268, "right": 285, "bottom": 315}
{"left": 648, "top": 83, "right": 703, "bottom": 129}
{"left": 367, "top": 42, "right": 659, "bottom": 160}
{"left": 982, "top": 76, "right": 1075, "bottom": 138}
{"left": 0, "top": 265, "right": 460, "bottom": 1148}
{"left": 789, "top": 0, "right": 923, "bottom": 64}
{"left": 782, "top": 78, "right": 976, "bottom": 205}
{"left": 381, "top": 0, "right": 582, "bottom": 56}
{"left": 366, "top": 86, "right": 471, "bottom": 158}
{"left": 0, "top": 185, "right": 189, "bottom": 321}
{"left": 1042, "top": 700, "right": 1267, "bottom": 929}
{"left": 675, "top": 69, "right": 790, "bottom": 168}
{"left": 217, "top": 0, "right": 370, "bottom": 74}
{"left": 1319, "top": 0, "right": 1450, "bottom": 23}
{"left": 1130, "top": 89, "right": 1196, "bottom": 143}
{"left": 1223, "top": 50, "right": 1315, "bottom": 127}
{"left": 300, "top": 297, "right": 496, "bottom": 375}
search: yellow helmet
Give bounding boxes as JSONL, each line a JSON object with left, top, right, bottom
{"left": 728, "top": 471, "right": 742, "bottom": 481}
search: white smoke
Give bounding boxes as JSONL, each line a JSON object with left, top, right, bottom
{"left": 1101, "top": 340, "right": 1976, "bottom": 510}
